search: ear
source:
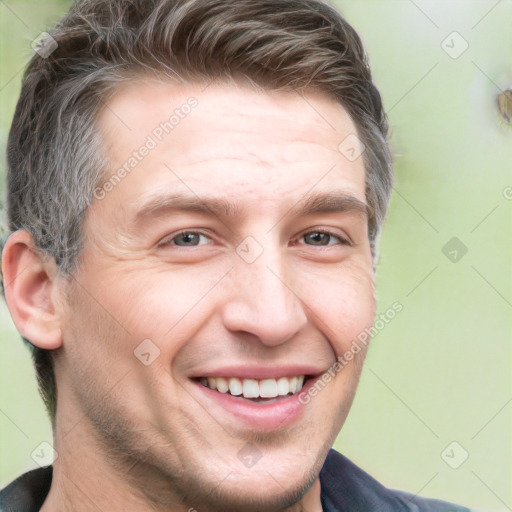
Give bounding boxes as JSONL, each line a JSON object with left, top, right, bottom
{"left": 1, "top": 230, "right": 63, "bottom": 350}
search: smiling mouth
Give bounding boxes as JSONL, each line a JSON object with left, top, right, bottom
{"left": 195, "top": 375, "right": 307, "bottom": 402}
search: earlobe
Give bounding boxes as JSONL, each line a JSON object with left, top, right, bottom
{"left": 1, "top": 230, "right": 63, "bottom": 350}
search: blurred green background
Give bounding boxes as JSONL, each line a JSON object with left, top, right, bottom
{"left": 0, "top": 1, "right": 510, "bottom": 510}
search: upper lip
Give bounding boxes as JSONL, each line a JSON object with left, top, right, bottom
{"left": 189, "top": 365, "right": 327, "bottom": 380}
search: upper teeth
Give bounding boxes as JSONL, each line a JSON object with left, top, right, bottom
{"left": 199, "top": 376, "right": 305, "bottom": 399}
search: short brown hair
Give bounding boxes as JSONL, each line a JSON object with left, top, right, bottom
{"left": 5, "top": 0, "right": 392, "bottom": 419}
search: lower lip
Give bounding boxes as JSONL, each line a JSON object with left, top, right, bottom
{"left": 191, "top": 378, "right": 317, "bottom": 430}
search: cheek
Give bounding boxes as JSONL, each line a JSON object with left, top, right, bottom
{"left": 62, "top": 291, "right": 174, "bottom": 425}
{"left": 299, "top": 263, "right": 376, "bottom": 354}
{"left": 87, "top": 262, "right": 222, "bottom": 334}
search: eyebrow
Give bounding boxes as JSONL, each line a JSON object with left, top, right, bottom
{"left": 290, "top": 190, "right": 370, "bottom": 219}
{"left": 133, "top": 193, "right": 240, "bottom": 224}
{"left": 132, "top": 190, "right": 370, "bottom": 225}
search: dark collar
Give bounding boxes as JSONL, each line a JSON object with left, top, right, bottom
{"left": 0, "top": 465, "right": 52, "bottom": 512}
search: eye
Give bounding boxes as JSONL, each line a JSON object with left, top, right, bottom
{"left": 160, "top": 231, "right": 211, "bottom": 247}
{"left": 301, "top": 231, "right": 350, "bottom": 246}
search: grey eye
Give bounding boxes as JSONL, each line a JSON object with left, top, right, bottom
{"left": 303, "top": 232, "right": 334, "bottom": 246}
{"left": 173, "top": 232, "right": 203, "bottom": 246}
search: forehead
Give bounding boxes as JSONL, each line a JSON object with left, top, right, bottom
{"left": 95, "top": 79, "right": 367, "bottom": 220}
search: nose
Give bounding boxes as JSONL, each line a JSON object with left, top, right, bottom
{"left": 221, "top": 251, "right": 308, "bottom": 347}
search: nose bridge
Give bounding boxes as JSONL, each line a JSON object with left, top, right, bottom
{"left": 238, "top": 245, "right": 293, "bottom": 313}
{"left": 252, "top": 259, "right": 291, "bottom": 310}
{"left": 224, "top": 240, "right": 308, "bottom": 345}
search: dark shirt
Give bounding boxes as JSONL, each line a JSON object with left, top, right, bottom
{"left": 319, "top": 450, "right": 472, "bottom": 511}
{"left": 1, "top": 449, "right": 473, "bottom": 511}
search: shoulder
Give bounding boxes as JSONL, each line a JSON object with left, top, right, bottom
{"left": 320, "top": 449, "right": 474, "bottom": 512}
{"left": 0, "top": 466, "right": 52, "bottom": 512}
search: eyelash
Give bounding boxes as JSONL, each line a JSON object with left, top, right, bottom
{"left": 158, "top": 229, "right": 352, "bottom": 248}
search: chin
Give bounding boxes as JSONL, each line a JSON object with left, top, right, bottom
{"left": 172, "top": 438, "right": 331, "bottom": 512}
{"left": 180, "top": 471, "right": 318, "bottom": 512}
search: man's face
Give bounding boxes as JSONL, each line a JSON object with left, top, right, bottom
{"left": 57, "top": 81, "right": 375, "bottom": 510}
